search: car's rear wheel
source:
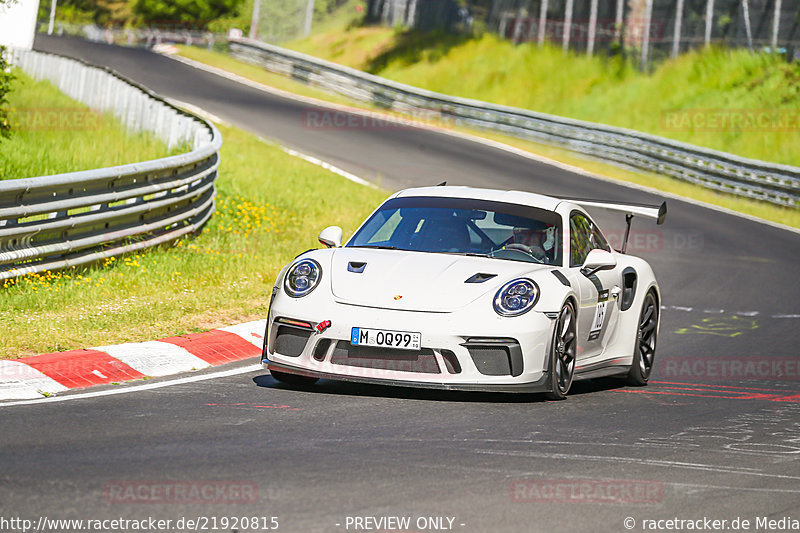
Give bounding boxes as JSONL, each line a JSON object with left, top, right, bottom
{"left": 626, "top": 290, "right": 658, "bottom": 386}
{"left": 545, "top": 301, "right": 577, "bottom": 400}
{"left": 270, "top": 370, "right": 319, "bottom": 386}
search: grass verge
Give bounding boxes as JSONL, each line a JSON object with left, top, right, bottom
{"left": 0, "top": 117, "right": 387, "bottom": 360}
{"left": 0, "top": 72, "right": 183, "bottom": 181}
{"left": 286, "top": 27, "right": 800, "bottom": 168}
{"left": 172, "top": 45, "right": 800, "bottom": 229}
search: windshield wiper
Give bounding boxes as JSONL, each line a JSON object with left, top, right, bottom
{"left": 442, "top": 252, "right": 491, "bottom": 258}
{"left": 350, "top": 245, "right": 399, "bottom": 250}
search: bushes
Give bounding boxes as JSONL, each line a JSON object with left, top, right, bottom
{"left": 0, "top": 46, "right": 13, "bottom": 139}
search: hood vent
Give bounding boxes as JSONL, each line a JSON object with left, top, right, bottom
{"left": 465, "top": 272, "right": 497, "bottom": 284}
{"left": 347, "top": 261, "right": 367, "bottom": 273}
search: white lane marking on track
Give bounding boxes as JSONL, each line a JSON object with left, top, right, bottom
{"left": 279, "top": 145, "right": 379, "bottom": 189}
{"left": 165, "top": 97, "right": 230, "bottom": 126}
{"left": 94, "top": 341, "right": 211, "bottom": 377}
{"left": 0, "top": 364, "right": 263, "bottom": 407}
{"left": 475, "top": 449, "right": 800, "bottom": 481}
{"left": 165, "top": 52, "right": 800, "bottom": 236}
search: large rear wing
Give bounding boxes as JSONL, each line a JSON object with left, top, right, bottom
{"left": 562, "top": 198, "right": 667, "bottom": 225}
{"left": 560, "top": 198, "right": 667, "bottom": 254}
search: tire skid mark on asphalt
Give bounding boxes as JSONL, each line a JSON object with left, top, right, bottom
{"left": 473, "top": 449, "right": 800, "bottom": 480}
{"left": 661, "top": 305, "right": 800, "bottom": 319}
{"left": 616, "top": 382, "right": 800, "bottom": 403}
{"left": 204, "top": 402, "right": 301, "bottom": 411}
{"left": 379, "top": 460, "right": 800, "bottom": 496}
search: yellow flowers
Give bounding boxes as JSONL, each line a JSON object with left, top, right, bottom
{"left": 0, "top": 268, "right": 87, "bottom": 291}
{"left": 214, "top": 195, "right": 282, "bottom": 238}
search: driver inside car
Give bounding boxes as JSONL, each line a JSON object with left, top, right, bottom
{"left": 509, "top": 223, "right": 555, "bottom": 263}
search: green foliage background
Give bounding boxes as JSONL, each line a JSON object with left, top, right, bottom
{"left": 0, "top": 46, "right": 14, "bottom": 139}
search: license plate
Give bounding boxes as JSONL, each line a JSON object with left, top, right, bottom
{"left": 350, "top": 327, "right": 422, "bottom": 351}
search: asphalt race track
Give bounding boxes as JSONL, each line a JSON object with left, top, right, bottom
{"left": 1, "top": 35, "right": 798, "bottom": 533}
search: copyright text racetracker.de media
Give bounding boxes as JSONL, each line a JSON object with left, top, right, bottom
{"left": 623, "top": 515, "right": 800, "bottom": 530}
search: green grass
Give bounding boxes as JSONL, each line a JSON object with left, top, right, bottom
{"left": 0, "top": 98, "right": 387, "bottom": 359}
{"left": 472, "top": 129, "right": 800, "bottom": 229}
{"left": 286, "top": 29, "right": 800, "bottom": 168}
{"left": 0, "top": 72, "right": 183, "bottom": 180}
{"left": 175, "top": 45, "right": 361, "bottom": 107}
{"left": 366, "top": 35, "right": 800, "bottom": 168}
{"left": 173, "top": 41, "right": 800, "bottom": 229}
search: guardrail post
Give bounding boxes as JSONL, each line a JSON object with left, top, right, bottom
{"left": 771, "top": 0, "right": 782, "bottom": 51}
{"left": 587, "top": 0, "right": 598, "bottom": 56}
{"left": 640, "top": 0, "right": 653, "bottom": 70}
{"left": 562, "top": 0, "right": 573, "bottom": 51}
{"left": 704, "top": 0, "right": 715, "bottom": 47}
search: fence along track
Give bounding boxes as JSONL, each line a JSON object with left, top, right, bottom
{"left": 0, "top": 49, "right": 222, "bottom": 280}
{"left": 229, "top": 37, "right": 799, "bottom": 208}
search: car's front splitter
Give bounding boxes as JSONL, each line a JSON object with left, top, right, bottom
{"left": 262, "top": 357, "right": 552, "bottom": 394}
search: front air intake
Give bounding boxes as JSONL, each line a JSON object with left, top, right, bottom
{"left": 463, "top": 339, "right": 523, "bottom": 376}
{"left": 331, "top": 342, "right": 440, "bottom": 374}
{"left": 273, "top": 325, "right": 312, "bottom": 357}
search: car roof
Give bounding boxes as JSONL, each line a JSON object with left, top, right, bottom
{"left": 393, "top": 186, "right": 564, "bottom": 212}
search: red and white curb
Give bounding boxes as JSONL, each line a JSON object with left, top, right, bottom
{"left": 0, "top": 320, "right": 266, "bottom": 401}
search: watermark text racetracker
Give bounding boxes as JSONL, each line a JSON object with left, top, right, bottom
{"left": 661, "top": 356, "right": 800, "bottom": 381}
{"left": 103, "top": 480, "right": 260, "bottom": 504}
{"left": 623, "top": 515, "right": 799, "bottom": 530}
{"left": 302, "top": 109, "right": 456, "bottom": 131}
{"left": 661, "top": 109, "right": 800, "bottom": 132}
{"left": 0, "top": 516, "right": 280, "bottom": 532}
{"left": 8, "top": 108, "right": 103, "bottom": 131}
{"left": 511, "top": 479, "right": 663, "bottom": 504}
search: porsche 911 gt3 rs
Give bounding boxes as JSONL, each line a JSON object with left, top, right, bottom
{"left": 261, "top": 186, "right": 665, "bottom": 399}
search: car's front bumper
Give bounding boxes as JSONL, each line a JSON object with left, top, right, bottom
{"left": 263, "top": 357, "right": 551, "bottom": 393}
{"left": 262, "top": 294, "right": 558, "bottom": 394}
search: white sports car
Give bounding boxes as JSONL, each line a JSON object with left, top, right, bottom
{"left": 261, "top": 186, "right": 665, "bottom": 399}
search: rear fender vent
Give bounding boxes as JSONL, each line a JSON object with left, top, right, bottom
{"left": 621, "top": 267, "right": 637, "bottom": 311}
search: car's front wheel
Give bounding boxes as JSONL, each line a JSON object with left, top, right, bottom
{"left": 626, "top": 290, "right": 658, "bottom": 386}
{"left": 545, "top": 301, "right": 577, "bottom": 400}
{"left": 270, "top": 370, "right": 319, "bottom": 386}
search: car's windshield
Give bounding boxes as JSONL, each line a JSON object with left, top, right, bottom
{"left": 347, "top": 196, "right": 562, "bottom": 265}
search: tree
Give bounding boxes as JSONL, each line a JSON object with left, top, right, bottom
{"left": 133, "top": 0, "right": 244, "bottom": 25}
{"left": 0, "top": 47, "right": 12, "bottom": 139}
{"left": 0, "top": 0, "right": 17, "bottom": 139}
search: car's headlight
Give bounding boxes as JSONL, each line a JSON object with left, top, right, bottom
{"left": 493, "top": 278, "right": 539, "bottom": 316}
{"left": 284, "top": 259, "right": 322, "bottom": 298}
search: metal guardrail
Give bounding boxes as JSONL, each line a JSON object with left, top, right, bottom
{"left": 46, "top": 23, "right": 224, "bottom": 49}
{"left": 229, "top": 37, "right": 799, "bottom": 208}
{"left": 0, "top": 49, "right": 222, "bottom": 280}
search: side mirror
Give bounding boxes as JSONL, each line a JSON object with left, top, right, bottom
{"left": 582, "top": 249, "right": 617, "bottom": 276}
{"left": 318, "top": 226, "right": 343, "bottom": 248}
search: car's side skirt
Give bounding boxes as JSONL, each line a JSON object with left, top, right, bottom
{"left": 574, "top": 360, "right": 630, "bottom": 380}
